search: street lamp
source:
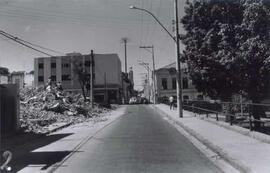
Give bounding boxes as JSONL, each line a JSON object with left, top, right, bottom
{"left": 129, "top": 6, "right": 175, "bottom": 42}
{"left": 130, "top": 1, "right": 183, "bottom": 117}
{"left": 139, "top": 46, "right": 156, "bottom": 104}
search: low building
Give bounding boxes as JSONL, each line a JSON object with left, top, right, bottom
{"left": 34, "top": 53, "right": 122, "bottom": 103}
{"left": 154, "top": 62, "right": 203, "bottom": 102}
{"left": 25, "top": 71, "right": 34, "bottom": 87}
{"left": 10, "top": 71, "right": 25, "bottom": 88}
{"left": 0, "top": 67, "right": 9, "bottom": 84}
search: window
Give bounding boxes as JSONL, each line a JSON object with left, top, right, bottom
{"left": 15, "top": 79, "right": 20, "bottom": 84}
{"left": 85, "top": 61, "right": 91, "bottom": 67}
{"left": 38, "top": 76, "right": 44, "bottom": 82}
{"left": 172, "top": 78, "right": 176, "bottom": 89}
{"left": 62, "top": 75, "right": 71, "bottom": 81}
{"left": 62, "top": 63, "right": 70, "bottom": 68}
{"left": 38, "top": 63, "right": 44, "bottom": 69}
{"left": 51, "top": 63, "right": 56, "bottom": 68}
{"left": 183, "top": 95, "right": 189, "bottom": 100}
{"left": 183, "top": 77, "right": 188, "bottom": 89}
{"left": 51, "top": 75, "right": 56, "bottom": 81}
{"left": 161, "top": 78, "right": 167, "bottom": 90}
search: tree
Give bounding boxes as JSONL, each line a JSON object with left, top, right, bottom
{"left": 72, "top": 60, "right": 88, "bottom": 101}
{"left": 0, "top": 67, "right": 10, "bottom": 75}
{"left": 181, "top": 0, "right": 270, "bottom": 127}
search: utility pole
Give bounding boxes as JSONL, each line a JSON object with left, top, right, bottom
{"left": 104, "top": 72, "right": 107, "bottom": 104}
{"left": 174, "top": 0, "right": 183, "bottom": 117}
{"left": 121, "top": 37, "right": 130, "bottom": 103}
{"left": 130, "top": 4, "right": 183, "bottom": 117}
{"left": 124, "top": 41, "right": 127, "bottom": 74}
{"left": 90, "top": 50, "right": 94, "bottom": 109}
{"left": 147, "top": 67, "right": 150, "bottom": 102}
{"left": 139, "top": 62, "right": 151, "bottom": 102}
{"left": 139, "top": 45, "right": 156, "bottom": 104}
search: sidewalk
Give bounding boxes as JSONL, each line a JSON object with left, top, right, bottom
{"left": 1, "top": 122, "right": 72, "bottom": 152}
{"left": 1, "top": 106, "right": 127, "bottom": 173}
{"left": 153, "top": 104, "right": 270, "bottom": 173}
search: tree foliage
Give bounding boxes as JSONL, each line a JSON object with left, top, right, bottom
{"left": 72, "top": 60, "right": 88, "bottom": 101}
{"left": 181, "top": 0, "right": 270, "bottom": 103}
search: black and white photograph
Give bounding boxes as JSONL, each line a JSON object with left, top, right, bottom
{"left": 1, "top": 0, "right": 270, "bottom": 172}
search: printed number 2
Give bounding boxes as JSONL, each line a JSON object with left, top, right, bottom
{"left": 0, "top": 151, "right": 12, "bottom": 172}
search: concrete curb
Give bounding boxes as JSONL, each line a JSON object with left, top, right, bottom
{"left": 44, "top": 122, "right": 73, "bottom": 135}
{"left": 152, "top": 105, "right": 252, "bottom": 173}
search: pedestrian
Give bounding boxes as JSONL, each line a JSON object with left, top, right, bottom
{"left": 169, "top": 95, "right": 174, "bottom": 110}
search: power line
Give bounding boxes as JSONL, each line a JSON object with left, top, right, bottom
{"left": 0, "top": 30, "right": 55, "bottom": 57}
{"left": 0, "top": 30, "right": 63, "bottom": 55}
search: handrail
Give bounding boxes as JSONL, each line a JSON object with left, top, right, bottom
{"left": 182, "top": 104, "right": 270, "bottom": 131}
{"left": 185, "top": 99, "right": 270, "bottom": 107}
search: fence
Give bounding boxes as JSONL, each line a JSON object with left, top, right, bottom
{"left": 0, "top": 84, "right": 20, "bottom": 133}
{"left": 181, "top": 99, "right": 270, "bottom": 132}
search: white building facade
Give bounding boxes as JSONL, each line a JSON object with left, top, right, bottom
{"left": 34, "top": 53, "right": 122, "bottom": 103}
{"left": 154, "top": 62, "right": 204, "bottom": 102}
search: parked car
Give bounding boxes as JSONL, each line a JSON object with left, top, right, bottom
{"left": 129, "top": 97, "right": 137, "bottom": 104}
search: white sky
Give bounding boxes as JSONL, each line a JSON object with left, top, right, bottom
{"left": 0, "top": 0, "right": 186, "bottom": 90}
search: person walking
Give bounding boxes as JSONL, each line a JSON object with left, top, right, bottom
{"left": 169, "top": 95, "right": 174, "bottom": 110}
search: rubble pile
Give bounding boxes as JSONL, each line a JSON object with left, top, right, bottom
{"left": 19, "top": 86, "right": 113, "bottom": 134}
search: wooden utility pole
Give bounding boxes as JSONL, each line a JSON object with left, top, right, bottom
{"left": 90, "top": 50, "right": 94, "bottom": 108}
{"left": 174, "top": 0, "right": 183, "bottom": 117}
{"left": 121, "top": 37, "right": 130, "bottom": 103}
{"left": 104, "top": 72, "right": 107, "bottom": 104}
{"left": 139, "top": 46, "right": 156, "bottom": 104}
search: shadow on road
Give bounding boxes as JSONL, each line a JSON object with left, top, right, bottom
{"left": 1, "top": 133, "right": 73, "bottom": 172}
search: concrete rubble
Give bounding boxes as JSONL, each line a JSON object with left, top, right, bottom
{"left": 19, "top": 86, "right": 114, "bottom": 134}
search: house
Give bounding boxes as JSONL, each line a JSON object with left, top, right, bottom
{"left": 25, "top": 71, "right": 34, "bottom": 87}
{"left": 34, "top": 53, "right": 122, "bottom": 103}
{"left": 154, "top": 62, "right": 203, "bottom": 102}
{"left": 10, "top": 71, "right": 25, "bottom": 88}
{"left": 0, "top": 66, "right": 9, "bottom": 84}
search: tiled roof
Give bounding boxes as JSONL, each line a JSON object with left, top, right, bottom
{"left": 156, "top": 62, "right": 187, "bottom": 71}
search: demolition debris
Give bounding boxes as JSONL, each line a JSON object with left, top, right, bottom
{"left": 20, "top": 86, "right": 114, "bottom": 134}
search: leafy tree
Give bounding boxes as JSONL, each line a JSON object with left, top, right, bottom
{"left": 72, "top": 60, "right": 88, "bottom": 101}
{"left": 181, "top": 0, "right": 270, "bottom": 126}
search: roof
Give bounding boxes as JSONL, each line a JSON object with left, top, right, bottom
{"left": 11, "top": 71, "right": 25, "bottom": 75}
{"left": 0, "top": 67, "right": 9, "bottom": 75}
{"left": 156, "top": 62, "right": 187, "bottom": 72}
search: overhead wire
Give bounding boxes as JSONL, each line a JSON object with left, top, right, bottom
{"left": 0, "top": 30, "right": 56, "bottom": 57}
{"left": 0, "top": 30, "right": 64, "bottom": 55}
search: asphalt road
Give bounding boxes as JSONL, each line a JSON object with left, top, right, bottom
{"left": 54, "top": 105, "right": 223, "bottom": 173}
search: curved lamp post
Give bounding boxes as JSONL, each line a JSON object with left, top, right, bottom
{"left": 130, "top": 2, "right": 183, "bottom": 118}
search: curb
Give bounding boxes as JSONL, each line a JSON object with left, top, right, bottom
{"left": 48, "top": 106, "right": 127, "bottom": 173}
{"left": 44, "top": 122, "right": 73, "bottom": 135}
{"left": 152, "top": 105, "right": 252, "bottom": 173}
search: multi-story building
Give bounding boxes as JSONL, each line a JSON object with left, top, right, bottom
{"left": 154, "top": 62, "right": 203, "bottom": 102}
{"left": 34, "top": 53, "right": 122, "bottom": 103}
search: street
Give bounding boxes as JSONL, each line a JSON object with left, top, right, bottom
{"left": 52, "top": 105, "right": 222, "bottom": 173}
